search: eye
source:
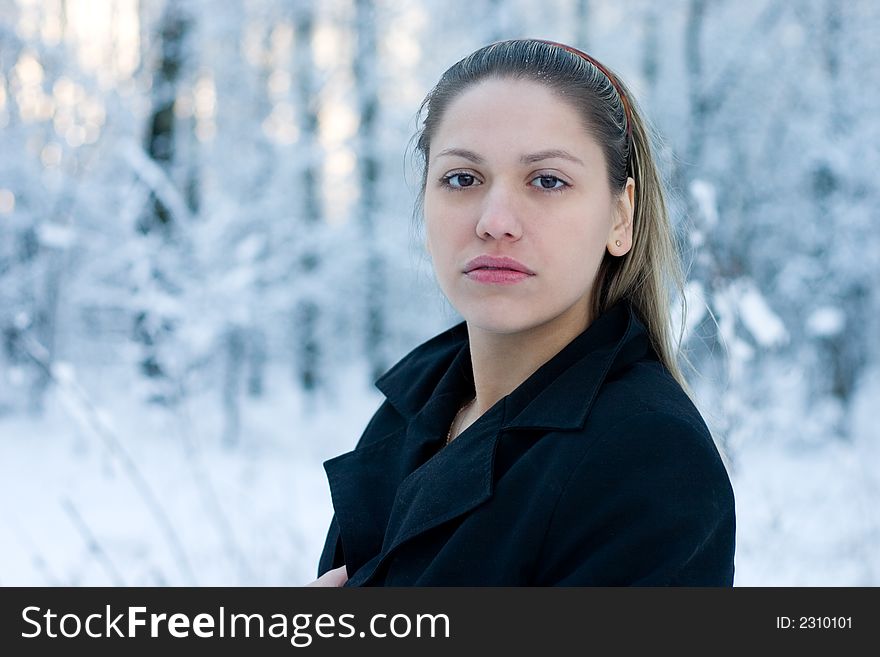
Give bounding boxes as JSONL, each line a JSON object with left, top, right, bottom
{"left": 441, "top": 172, "right": 481, "bottom": 189}
{"left": 530, "top": 174, "right": 568, "bottom": 191}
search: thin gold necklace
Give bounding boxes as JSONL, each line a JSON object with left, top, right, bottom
{"left": 445, "top": 397, "right": 476, "bottom": 446}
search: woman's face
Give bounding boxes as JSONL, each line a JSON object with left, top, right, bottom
{"left": 424, "top": 77, "right": 634, "bottom": 335}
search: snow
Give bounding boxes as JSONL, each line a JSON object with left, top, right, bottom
{"left": 806, "top": 306, "right": 846, "bottom": 338}
{"left": 0, "top": 362, "right": 382, "bottom": 586}
{"left": 737, "top": 282, "right": 788, "bottom": 348}
{"left": 734, "top": 438, "right": 879, "bottom": 585}
{"left": 690, "top": 179, "right": 719, "bottom": 228}
{"left": 37, "top": 222, "right": 76, "bottom": 249}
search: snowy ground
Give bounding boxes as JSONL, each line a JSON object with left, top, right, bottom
{"left": 0, "top": 362, "right": 383, "bottom": 587}
{"left": 2, "top": 362, "right": 878, "bottom": 586}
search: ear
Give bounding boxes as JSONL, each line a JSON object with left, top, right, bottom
{"left": 607, "top": 177, "right": 635, "bottom": 256}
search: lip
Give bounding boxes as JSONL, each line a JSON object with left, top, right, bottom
{"left": 466, "top": 268, "right": 533, "bottom": 285}
{"left": 463, "top": 255, "right": 536, "bottom": 275}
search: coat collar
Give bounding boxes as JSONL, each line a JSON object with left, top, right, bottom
{"left": 375, "top": 297, "right": 651, "bottom": 432}
{"left": 325, "top": 299, "right": 654, "bottom": 585}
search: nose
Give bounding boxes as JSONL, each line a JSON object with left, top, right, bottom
{"left": 475, "top": 184, "right": 523, "bottom": 241}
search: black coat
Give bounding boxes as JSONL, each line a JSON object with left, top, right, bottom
{"left": 317, "top": 300, "right": 736, "bottom": 586}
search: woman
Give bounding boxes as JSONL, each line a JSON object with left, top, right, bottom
{"left": 308, "top": 39, "right": 735, "bottom": 587}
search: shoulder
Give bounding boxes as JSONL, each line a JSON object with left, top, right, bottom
{"left": 534, "top": 404, "right": 736, "bottom": 585}
{"left": 572, "top": 409, "right": 732, "bottom": 502}
{"left": 576, "top": 358, "right": 733, "bottom": 513}
{"left": 592, "top": 356, "right": 710, "bottom": 436}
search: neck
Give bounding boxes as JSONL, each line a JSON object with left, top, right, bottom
{"left": 462, "top": 301, "right": 593, "bottom": 425}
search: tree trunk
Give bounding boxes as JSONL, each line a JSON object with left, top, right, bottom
{"left": 140, "top": 2, "right": 191, "bottom": 233}
{"left": 132, "top": 1, "right": 194, "bottom": 399}
{"left": 291, "top": 4, "right": 323, "bottom": 394}
{"left": 353, "top": 0, "right": 387, "bottom": 384}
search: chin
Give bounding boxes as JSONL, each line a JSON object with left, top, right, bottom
{"left": 457, "top": 302, "right": 544, "bottom": 336}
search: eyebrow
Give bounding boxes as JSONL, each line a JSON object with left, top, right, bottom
{"left": 520, "top": 149, "right": 584, "bottom": 166}
{"left": 435, "top": 147, "right": 584, "bottom": 166}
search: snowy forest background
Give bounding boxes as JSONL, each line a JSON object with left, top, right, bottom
{"left": 1, "top": 0, "right": 878, "bottom": 586}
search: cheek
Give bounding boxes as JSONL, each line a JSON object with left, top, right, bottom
{"left": 425, "top": 203, "right": 468, "bottom": 257}
{"left": 424, "top": 218, "right": 458, "bottom": 275}
{"left": 548, "top": 217, "right": 610, "bottom": 279}
{"left": 423, "top": 198, "right": 440, "bottom": 254}
{"left": 424, "top": 213, "right": 443, "bottom": 253}
{"left": 424, "top": 190, "right": 449, "bottom": 238}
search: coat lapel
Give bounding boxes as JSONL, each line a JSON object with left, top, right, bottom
{"left": 323, "top": 424, "right": 411, "bottom": 577}
{"left": 323, "top": 327, "right": 477, "bottom": 580}
{"left": 323, "top": 299, "right": 653, "bottom": 585}
{"left": 378, "top": 394, "right": 504, "bottom": 553}
{"left": 334, "top": 395, "right": 506, "bottom": 586}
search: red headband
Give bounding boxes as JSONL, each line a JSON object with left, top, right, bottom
{"left": 534, "top": 39, "right": 634, "bottom": 147}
